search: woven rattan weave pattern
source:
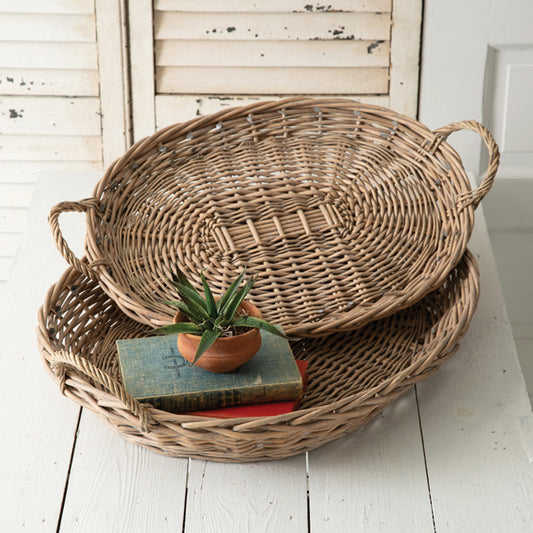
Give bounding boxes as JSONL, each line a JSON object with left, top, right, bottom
{"left": 38, "top": 250, "right": 479, "bottom": 463}
{"left": 49, "top": 98, "right": 497, "bottom": 336}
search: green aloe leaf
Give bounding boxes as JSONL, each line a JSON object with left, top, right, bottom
{"left": 174, "top": 283, "right": 207, "bottom": 310}
{"left": 221, "top": 275, "right": 256, "bottom": 323}
{"left": 151, "top": 322, "right": 203, "bottom": 336}
{"left": 232, "top": 316, "right": 287, "bottom": 338}
{"left": 200, "top": 271, "right": 217, "bottom": 318}
{"left": 215, "top": 267, "right": 247, "bottom": 312}
{"left": 174, "top": 285, "right": 211, "bottom": 322}
{"left": 192, "top": 329, "right": 222, "bottom": 365}
{"left": 171, "top": 266, "right": 196, "bottom": 292}
{"left": 163, "top": 300, "right": 204, "bottom": 323}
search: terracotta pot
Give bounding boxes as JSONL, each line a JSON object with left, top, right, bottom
{"left": 173, "top": 300, "right": 262, "bottom": 373}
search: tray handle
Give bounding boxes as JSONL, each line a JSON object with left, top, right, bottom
{"left": 48, "top": 198, "right": 106, "bottom": 280}
{"left": 433, "top": 120, "right": 500, "bottom": 211}
{"left": 50, "top": 350, "right": 152, "bottom": 433}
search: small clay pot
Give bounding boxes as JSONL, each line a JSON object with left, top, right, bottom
{"left": 174, "top": 300, "right": 262, "bottom": 373}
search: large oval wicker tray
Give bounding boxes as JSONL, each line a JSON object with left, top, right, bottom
{"left": 38, "top": 249, "right": 479, "bottom": 463}
{"left": 49, "top": 98, "right": 496, "bottom": 337}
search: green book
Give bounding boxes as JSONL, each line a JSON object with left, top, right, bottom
{"left": 116, "top": 331, "right": 303, "bottom": 413}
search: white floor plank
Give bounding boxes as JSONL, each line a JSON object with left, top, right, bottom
{"left": 59, "top": 413, "right": 189, "bottom": 532}
{"left": 184, "top": 455, "right": 308, "bottom": 533}
{"left": 307, "top": 390, "right": 434, "bottom": 532}
{"left": 0, "top": 172, "right": 100, "bottom": 532}
{"left": 416, "top": 210, "right": 533, "bottom": 532}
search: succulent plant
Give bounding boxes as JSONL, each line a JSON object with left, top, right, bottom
{"left": 152, "top": 267, "right": 286, "bottom": 365}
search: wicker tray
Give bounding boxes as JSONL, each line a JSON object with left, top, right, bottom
{"left": 38, "top": 249, "right": 479, "bottom": 463}
{"left": 49, "top": 98, "right": 497, "bottom": 336}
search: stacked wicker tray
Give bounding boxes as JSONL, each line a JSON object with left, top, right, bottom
{"left": 40, "top": 98, "right": 499, "bottom": 462}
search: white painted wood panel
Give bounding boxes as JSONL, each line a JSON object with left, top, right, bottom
{"left": 0, "top": 69, "right": 99, "bottom": 96}
{"left": 0, "top": 96, "right": 101, "bottom": 135}
{"left": 489, "top": 231, "right": 533, "bottom": 332}
{"left": 483, "top": 178, "right": 533, "bottom": 231}
{"left": 94, "top": 0, "right": 130, "bottom": 165}
{"left": 0, "top": 42, "right": 97, "bottom": 69}
{"left": 128, "top": 0, "right": 156, "bottom": 141}
{"left": 0, "top": 232, "right": 22, "bottom": 256}
{"left": 0, "top": 135, "right": 102, "bottom": 161}
{"left": 416, "top": 208, "right": 533, "bottom": 531}
{"left": 136, "top": 0, "right": 420, "bottom": 138}
{"left": 1, "top": 0, "right": 94, "bottom": 14}
{"left": 389, "top": 0, "right": 422, "bottom": 117}
{"left": 308, "top": 390, "right": 434, "bottom": 532}
{"left": 0, "top": 256, "right": 12, "bottom": 280}
{"left": 0, "top": 13, "right": 96, "bottom": 42}
{"left": 0, "top": 161, "right": 102, "bottom": 184}
{"left": 156, "top": 39, "right": 390, "bottom": 68}
{"left": 155, "top": 0, "right": 392, "bottom": 12}
{"left": 0, "top": 174, "right": 98, "bottom": 532}
{"left": 154, "top": 11, "right": 391, "bottom": 41}
{"left": 0, "top": 207, "right": 30, "bottom": 232}
{"left": 0, "top": 183, "right": 33, "bottom": 209}
{"left": 59, "top": 413, "right": 188, "bottom": 532}
{"left": 183, "top": 456, "right": 308, "bottom": 532}
{"left": 157, "top": 66, "right": 389, "bottom": 95}
{"left": 484, "top": 46, "right": 533, "bottom": 177}
{"left": 155, "top": 94, "right": 390, "bottom": 129}
{"left": 0, "top": 3, "right": 129, "bottom": 292}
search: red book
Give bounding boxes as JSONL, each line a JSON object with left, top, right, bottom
{"left": 187, "top": 361, "right": 309, "bottom": 419}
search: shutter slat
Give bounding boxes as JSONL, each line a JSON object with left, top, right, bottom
{"left": 157, "top": 67, "right": 389, "bottom": 95}
{"left": 0, "top": 161, "right": 103, "bottom": 184}
{"left": 155, "top": 0, "right": 392, "bottom": 13}
{"left": 0, "top": 14, "right": 96, "bottom": 42}
{"left": 0, "top": 0, "right": 94, "bottom": 14}
{"left": 0, "top": 96, "right": 101, "bottom": 135}
{"left": 0, "top": 70, "right": 98, "bottom": 96}
{"left": 154, "top": 12, "right": 390, "bottom": 41}
{"left": 0, "top": 42, "right": 97, "bottom": 69}
{"left": 156, "top": 39, "right": 389, "bottom": 68}
{"left": 155, "top": 94, "right": 390, "bottom": 128}
{"left": 0, "top": 135, "right": 102, "bottom": 161}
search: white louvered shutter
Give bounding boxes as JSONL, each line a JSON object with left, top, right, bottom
{"left": 129, "top": 0, "right": 421, "bottom": 138}
{"left": 0, "top": 0, "right": 128, "bottom": 287}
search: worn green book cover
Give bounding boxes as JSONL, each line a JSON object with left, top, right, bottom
{"left": 116, "top": 331, "right": 303, "bottom": 413}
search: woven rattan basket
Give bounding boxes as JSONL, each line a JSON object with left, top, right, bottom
{"left": 38, "top": 249, "right": 479, "bottom": 462}
{"left": 49, "top": 98, "right": 497, "bottom": 337}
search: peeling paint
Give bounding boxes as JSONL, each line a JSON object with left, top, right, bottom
{"left": 226, "top": 26, "right": 236, "bottom": 33}
{"left": 9, "top": 108, "right": 23, "bottom": 118}
{"left": 367, "top": 40, "right": 385, "bottom": 54}
{"left": 302, "top": 4, "right": 342, "bottom": 12}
